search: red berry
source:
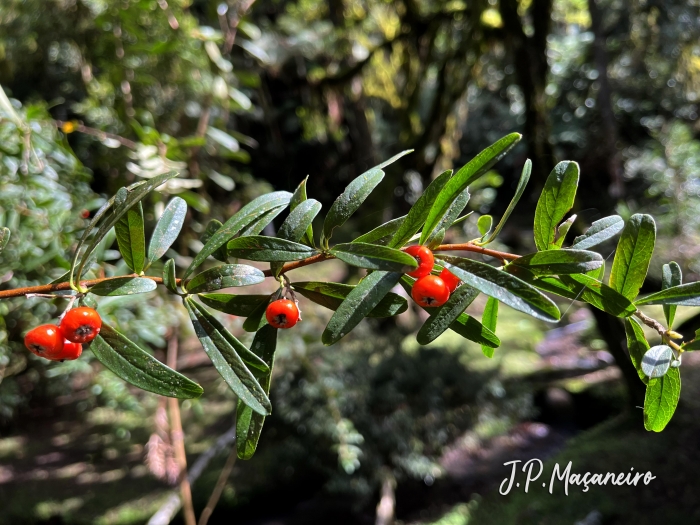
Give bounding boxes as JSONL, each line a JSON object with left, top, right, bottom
{"left": 25, "top": 325, "right": 65, "bottom": 359}
{"left": 412, "top": 275, "right": 450, "bottom": 307}
{"left": 59, "top": 307, "right": 102, "bottom": 343}
{"left": 81, "top": 209, "right": 90, "bottom": 219}
{"left": 265, "top": 299, "right": 300, "bottom": 329}
{"left": 439, "top": 268, "right": 461, "bottom": 293}
{"left": 404, "top": 245, "right": 434, "bottom": 278}
{"left": 57, "top": 341, "right": 83, "bottom": 361}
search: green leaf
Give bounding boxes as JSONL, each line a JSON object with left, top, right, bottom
{"left": 322, "top": 271, "right": 403, "bottom": 345}
{"left": 635, "top": 282, "right": 700, "bottom": 307}
{"left": 510, "top": 249, "right": 603, "bottom": 276}
{"left": 278, "top": 199, "right": 322, "bottom": 245}
{"left": 242, "top": 300, "right": 269, "bottom": 332}
{"left": 293, "top": 281, "right": 407, "bottom": 318}
{"left": 416, "top": 285, "right": 480, "bottom": 344}
{"left": 609, "top": 214, "right": 656, "bottom": 301}
{"left": 91, "top": 323, "right": 203, "bottom": 399}
{"left": 330, "top": 243, "right": 417, "bottom": 272}
{"left": 438, "top": 256, "right": 560, "bottom": 322}
{"left": 505, "top": 265, "right": 581, "bottom": 301}
{"left": 188, "top": 300, "right": 269, "bottom": 373}
{"left": 477, "top": 215, "right": 493, "bottom": 239}
{"left": 587, "top": 259, "right": 606, "bottom": 281}
{"left": 0, "top": 227, "right": 11, "bottom": 254}
{"left": 147, "top": 197, "right": 187, "bottom": 267}
{"left": 387, "top": 169, "right": 452, "bottom": 248}
{"left": 481, "top": 297, "right": 499, "bottom": 358}
{"left": 424, "top": 189, "right": 471, "bottom": 247}
{"left": 571, "top": 215, "right": 625, "bottom": 250}
{"left": 353, "top": 216, "right": 407, "bottom": 246}
{"left": 115, "top": 202, "right": 146, "bottom": 273}
{"left": 72, "top": 171, "right": 179, "bottom": 288}
{"left": 290, "top": 176, "right": 315, "bottom": 246}
{"left": 553, "top": 214, "right": 576, "bottom": 248}
{"left": 644, "top": 367, "right": 680, "bottom": 432}
{"left": 641, "top": 345, "right": 673, "bottom": 379}
{"left": 559, "top": 273, "right": 637, "bottom": 317}
{"left": 421, "top": 133, "right": 521, "bottom": 244}
{"left": 198, "top": 293, "right": 271, "bottom": 317}
{"left": 483, "top": 159, "right": 531, "bottom": 244}
{"left": 184, "top": 297, "right": 271, "bottom": 415}
{"left": 624, "top": 317, "right": 650, "bottom": 384}
{"left": 185, "top": 191, "right": 292, "bottom": 279}
{"left": 163, "top": 259, "right": 178, "bottom": 294}
{"left": 533, "top": 161, "right": 580, "bottom": 251}
{"left": 662, "top": 262, "right": 682, "bottom": 328}
{"left": 89, "top": 277, "right": 158, "bottom": 296}
{"left": 239, "top": 204, "right": 287, "bottom": 236}
{"left": 237, "top": 324, "right": 278, "bottom": 459}
{"left": 227, "top": 236, "right": 318, "bottom": 262}
{"left": 321, "top": 151, "right": 412, "bottom": 247}
{"left": 201, "top": 219, "right": 229, "bottom": 262}
{"left": 185, "top": 264, "right": 265, "bottom": 293}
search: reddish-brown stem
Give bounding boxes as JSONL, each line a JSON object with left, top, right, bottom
{"left": 433, "top": 243, "right": 520, "bottom": 262}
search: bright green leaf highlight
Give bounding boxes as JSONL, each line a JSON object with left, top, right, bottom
{"left": 571, "top": 215, "right": 625, "bottom": 250}
{"left": 483, "top": 159, "right": 531, "bottom": 244}
{"left": 533, "top": 161, "right": 580, "bottom": 251}
{"left": 610, "top": 214, "right": 656, "bottom": 301}
{"left": 147, "top": 197, "right": 187, "bottom": 266}
{"left": 481, "top": 297, "right": 499, "bottom": 358}
{"left": 662, "top": 262, "right": 682, "bottom": 328}
{"left": 644, "top": 367, "right": 680, "bottom": 432}
{"left": 624, "top": 317, "right": 650, "bottom": 384}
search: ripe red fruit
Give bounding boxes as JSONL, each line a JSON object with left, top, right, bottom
{"left": 58, "top": 341, "right": 83, "bottom": 361}
{"left": 24, "top": 325, "right": 65, "bottom": 359}
{"left": 265, "top": 299, "right": 300, "bottom": 329}
{"left": 439, "top": 268, "right": 461, "bottom": 293}
{"left": 59, "top": 307, "right": 102, "bottom": 343}
{"left": 404, "top": 245, "right": 434, "bottom": 278}
{"left": 411, "top": 275, "right": 450, "bottom": 307}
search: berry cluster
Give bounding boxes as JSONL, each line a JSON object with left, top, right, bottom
{"left": 405, "top": 246, "right": 460, "bottom": 307}
{"left": 24, "top": 307, "right": 102, "bottom": 362}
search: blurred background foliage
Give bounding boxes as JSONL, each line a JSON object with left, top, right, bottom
{"left": 2, "top": 0, "right": 700, "bottom": 523}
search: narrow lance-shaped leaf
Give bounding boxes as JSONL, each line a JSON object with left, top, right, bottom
{"left": 72, "top": 171, "right": 179, "bottom": 287}
{"left": 147, "top": 197, "right": 187, "bottom": 267}
{"left": 185, "top": 264, "right": 265, "bottom": 294}
{"left": 162, "top": 258, "right": 178, "bottom": 294}
{"left": 533, "top": 161, "right": 580, "bottom": 251}
{"left": 610, "top": 214, "right": 656, "bottom": 301}
{"left": 483, "top": 159, "right": 531, "bottom": 244}
{"left": 421, "top": 133, "right": 521, "bottom": 244}
{"left": 553, "top": 214, "right": 576, "bottom": 248}
{"left": 242, "top": 299, "right": 269, "bottom": 333}
{"left": 510, "top": 249, "right": 603, "bottom": 276}
{"left": 184, "top": 298, "right": 271, "bottom": 415}
{"left": 399, "top": 276, "right": 498, "bottom": 348}
{"left": 624, "top": 317, "right": 650, "bottom": 385}
{"left": 662, "top": 262, "right": 682, "bottom": 328}
{"left": 189, "top": 300, "right": 269, "bottom": 372}
{"left": 322, "top": 150, "right": 412, "bottom": 247}
{"left": 387, "top": 169, "right": 452, "bottom": 248}
{"left": 293, "top": 281, "right": 407, "bottom": 318}
{"left": 424, "top": 188, "right": 471, "bottom": 248}
{"left": 198, "top": 293, "right": 272, "bottom": 317}
{"left": 272, "top": 199, "right": 322, "bottom": 277}
{"left": 481, "top": 297, "right": 499, "bottom": 358}
{"left": 438, "top": 255, "right": 560, "bottom": 322}
{"left": 113, "top": 199, "right": 146, "bottom": 272}
{"left": 635, "top": 277, "right": 700, "bottom": 307}
{"left": 89, "top": 277, "right": 158, "bottom": 296}
{"left": 416, "top": 285, "right": 480, "bottom": 345}
{"left": 559, "top": 273, "right": 637, "bottom": 317}
{"left": 353, "top": 216, "right": 406, "bottom": 246}
{"left": 330, "top": 243, "right": 417, "bottom": 272}
{"left": 644, "top": 367, "right": 680, "bottom": 432}
{"left": 227, "top": 236, "right": 318, "bottom": 262}
{"left": 571, "top": 215, "right": 625, "bottom": 250}
{"left": 185, "top": 191, "right": 292, "bottom": 279}
{"left": 239, "top": 204, "right": 287, "bottom": 236}
{"left": 91, "top": 323, "right": 203, "bottom": 399}
{"left": 237, "top": 324, "right": 278, "bottom": 459}
{"left": 290, "top": 176, "right": 315, "bottom": 246}
{"left": 322, "top": 271, "right": 403, "bottom": 345}
{"left": 477, "top": 215, "right": 493, "bottom": 240}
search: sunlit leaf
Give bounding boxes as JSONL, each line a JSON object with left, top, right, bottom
{"left": 185, "top": 264, "right": 265, "bottom": 293}
{"left": 624, "top": 317, "right": 650, "bottom": 384}
{"left": 227, "top": 236, "right": 318, "bottom": 262}
{"left": 510, "top": 249, "right": 603, "bottom": 276}
{"left": 331, "top": 242, "right": 417, "bottom": 272}
{"left": 571, "top": 215, "right": 625, "bottom": 250}
{"left": 533, "top": 161, "right": 579, "bottom": 251}
{"left": 416, "top": 285, "right": 480, "bottom": 344}
{"left": 481, "top": 297, "right": 499, "bottom": 358}
{"left": 610, "top": 214, "right": 656, "bottom": 301}
{"left": 89, "top": 276, "right": 157, "bottom": 296}
{"left": 198, "top": 293, "right": 271, "bottom": 317}
{"left": 293, "top": 281, "right": 407, "bottom": 318}
{"left": 644, "top": 367, "right": 680, "bottom": 432}
{"left": 483, "top": 159, "right": 531, "bottom": 244}
{"left": 147, "top": 197, "right": 187, "bottom": 266}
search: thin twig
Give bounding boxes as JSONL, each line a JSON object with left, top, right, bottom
{"left": 167, "top": 334, "right": 197, "bottom": 525}
{"left": 634, "top": 309, "right": 682, "bottom": 352}
{"left": 197, "top": 418, "right": 238, "bottom": 525}
{"left": 55, "top": 120, "right": 137, "bottom": 149}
